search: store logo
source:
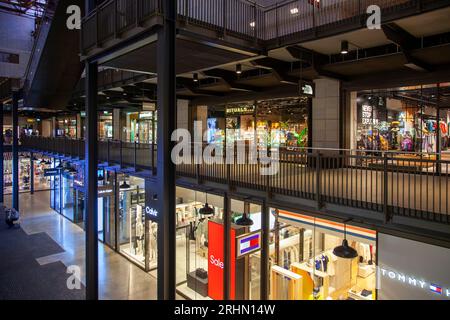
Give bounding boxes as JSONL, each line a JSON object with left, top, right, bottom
{"left": 171, "top": 121, "right": 279, "bottom": 176}
{"left": 379, "top": 267, "right": 450, "bottom": 298}
{"left": 145, "top": 207, "right": 158, "bottom": 218}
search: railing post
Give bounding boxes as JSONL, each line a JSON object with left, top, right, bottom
{"left": 316, "top": 152, "right": 322, "bottom": 209}
{"left": 135, "top": 0, "right": 140, "bottom": 27}
{"left": 134, "top": 141, "right": 137, "bottom": 172}
{"left": 222, "top": 0, "right": 226, "bottom": 35}
{"left": 253, "top": 4, "right": 257, "bottom": 42}
{"left": 107, "top": 139, "right": 110, "bottom": 163}
{"left": 120, "top": 140, "right": 123, "bottom": 168}
{"left": 383, "top": 153, "right": 389, "bottom": 223}
{"left": 114, "top": 0, "right": 118, "bottom": 38}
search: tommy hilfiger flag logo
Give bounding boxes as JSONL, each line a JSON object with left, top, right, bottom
{"left": 238, "top": 233, "right": 261, "bottom": 257}
{"left": 430, "top": 284, "right": 443, "bottom": 295}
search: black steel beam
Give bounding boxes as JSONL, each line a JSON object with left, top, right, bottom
{"left": 177, "top": 78, "right": 225, "bottom": 97}
{"left": 223, "top": 193, "right": 231, "bottom": 300}
{"left": 156, "top": 0, "right": 177, "bottom": 300}
{"left": 203, "top": 69, "right": 262, "bottom": 92}
{"left": 0, "top": 102, "right": 3, "bottom": 204}
{"left": 260, "top": 201, "right": 269, "bottom": 300}
{"left": 251, "top": 58, "right": 298, "bottom": 85}
{"left": 30, "top": 152, "right": 34, "bottom": 195}
{"left": 12, "top": 91, "right": 19, "bottom": 211}
{"left": 85, "top": 61, "right": 99, "bottom": 300}
{"left": 382, "top": 23, "right": 432, "bottom": 72}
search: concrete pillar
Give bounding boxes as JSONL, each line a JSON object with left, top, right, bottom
{"left": 312, "top": 78, "right": 341, "bottom": 152}
{"left": 51, "top": 116, "right": 56, "bottom": 137}
{"left": 113, "top": 108, "right": 121, "bottom": 140}
{"left": 177, "top": 99, "right": 189, "bottom": 130}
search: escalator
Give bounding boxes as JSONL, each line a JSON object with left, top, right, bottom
{"left": 23, "top": 0, "right": 85, "bottom": 109}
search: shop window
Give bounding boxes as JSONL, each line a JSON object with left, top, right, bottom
{"left": 270, "top": 209, "right": 377, "bottom": 301}
{"left": 117, "top": 175, "right": 150, "bottom": 269}
{"left": 175, "top": 187, "right": 224, "bottom": 300}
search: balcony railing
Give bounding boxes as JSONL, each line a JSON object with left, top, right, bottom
{"left": 21, "top": 136, "right": 450, "bottom": 225}
{"left": 81, "top": 0, "right": 430, "bottom": 52}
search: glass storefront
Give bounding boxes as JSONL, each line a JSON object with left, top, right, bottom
{"left": 56, "top": 116, "right": 77, "bottom": 138}
{"left": 175, "top": 187, "right": 225, "bottom": 300}
{"left": 354, "top": 84, "right": 450, "bottom": 156}
{"left": 73, "top": 168, "right": 116, "bottom": 247}
{"left": 117, "top": 174, "right": 150, "bottom": 268}
{"left": 270, "top": 209, "right": 377, "bottom": 300}
{"left": 175, "top": 187, "right": 264, "bottom": 301}
{"left": 124, "top": 111, "right": 157, "bottom": 144}
{"left": 207, "top": 97, "right": 310, "bottom": 149}
{"left": 99, "top": 112, "right": 113, "bottom": 140}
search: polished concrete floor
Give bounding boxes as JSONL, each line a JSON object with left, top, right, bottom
{"left": 4, "top": 191, "right": 158, "bottom": 300}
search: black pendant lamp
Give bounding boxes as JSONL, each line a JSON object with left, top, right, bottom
{"left": 199, "top": 193, "right": 214, "bottom": 217}
{"left": 120, "top": 179, "right": 131, "bottom": 190}
{"left": 236, "top": 203, "right": 254, "bottom": 226}
{"left": 333, "top": 222, "right": 358, "bottom": 259}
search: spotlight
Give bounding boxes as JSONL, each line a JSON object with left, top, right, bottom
{"left": 193, "top": 73, "right": 199, "bottom": 83}
{"left": 341, "top": 40, "right": 349, "bottom": 55}
{"left": 290, "top": 7, "right": 299, "bottom": 15}
{"left": 236, "top": 64, "right": 242, "bottom": 75}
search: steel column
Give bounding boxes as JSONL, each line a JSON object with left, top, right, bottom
{"left": 30, "top": 152, "right": 34, "bottom": 195}
{"left": 260, "top": 201, "right": 269, "bottom": 300}
{"left": 85, "top": 61, "right": 99, "bottom": 300}
{"left": 0, "top": 102, "right": 3, "bottom": 204}
{"left": 223, "top": 193, "right": 231, "bottom": 300}
{"left": 156, "top": 0, "right": 177, "bottom": 300}
{"left": 12, "top": 91, "right": 19, "bottom": 211}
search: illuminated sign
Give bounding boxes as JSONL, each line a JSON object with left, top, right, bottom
{"left": 226, "top": 105, "right": 255, "bottom": 116}
{"left": 208, "top": 220, "right": 236, "bottom": 300}
{"left": 379, "top": 267, "right": 450, "bottom": 299}
{"left": 361, "top": 104, "right": 378, "bottom": 125}
{"left": 44, "top": 168, "right": 60, "bottom": 177}
{"left": 236, "top": 231, "right": 261, "bottom": 257}
{"left": 145, "top": 206, "right": 158, "bottom": 218}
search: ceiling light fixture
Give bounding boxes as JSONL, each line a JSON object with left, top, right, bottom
{"left": 333, "top": 221, "right": 358, "bottom": 259}
{"left": 236, "top": 64, "right": 242, "bottom": 75}
{"left": 290, "top": 7, "right": 299, "bottom": 15}
{"left": 341, "top": 40, "right": 349, "bottom": 55}
{"left": 193, "top": 73, "right": 199, "bottom": 82}
{"left": 198, "top": 193, "right": 215, "bottom": 217}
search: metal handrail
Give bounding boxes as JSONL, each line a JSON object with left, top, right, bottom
{"left": 20, "top": 135, "right": 450, "bottom": 226}
{"left": 81, "top": 0, "right": 423, "bottom": 50}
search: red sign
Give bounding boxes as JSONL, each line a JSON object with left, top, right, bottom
{"left": 208, "top": 220, "right": 236, "bottom": 300}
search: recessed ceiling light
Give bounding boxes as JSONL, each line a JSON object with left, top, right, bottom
{"left": 193, "top": 73, "right": 199, "bottom": 82}
{"left": 290, "top": 8, "right": 299, "bottom": 14}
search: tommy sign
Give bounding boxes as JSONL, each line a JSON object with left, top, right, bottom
{"left": 379, "top": 267, "right": 450, "bottom": 299}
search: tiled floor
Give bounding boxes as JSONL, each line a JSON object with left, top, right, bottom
{"left": 4, "top": 191, "right": 157, "bottom": 300}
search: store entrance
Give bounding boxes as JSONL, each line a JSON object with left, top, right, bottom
{"left": 73, "top": 185, "right": 115, "bottom": 247}
{"left": 117, "top": 174, "right": 157, "bottom": 271}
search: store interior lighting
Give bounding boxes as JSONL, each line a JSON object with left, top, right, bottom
{"left": 333, "top": 221, "right": 358, "bottom": 259}
{"left": 340, "top": 40, "right": 349, "bottom": 55}
{"left": 236, "top": 64, "right": 242, "bottom": 75}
